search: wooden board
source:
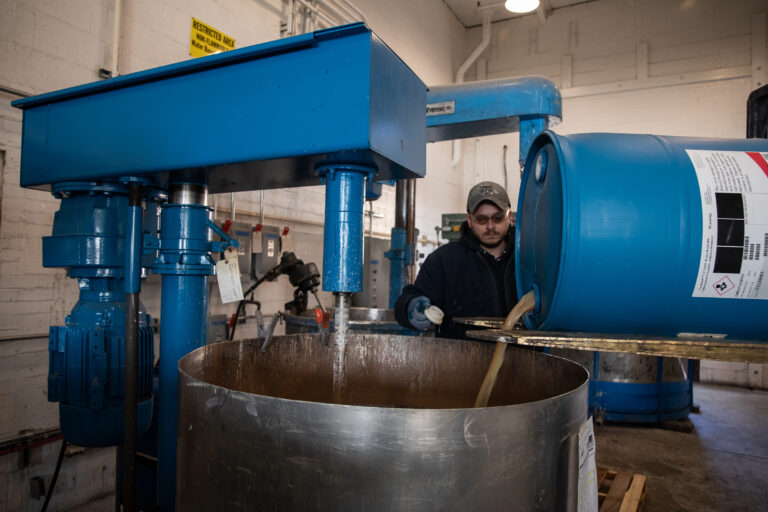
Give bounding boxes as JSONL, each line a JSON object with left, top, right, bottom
{"left": 597, "top": 468, "right": 647, "bottom": 512}
{"left": 466, "top": 328, "right": 768, "bottom": 364}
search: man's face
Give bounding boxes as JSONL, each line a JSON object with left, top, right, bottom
{"left": 466, "top": 202, "right": 511, "bottom": 249}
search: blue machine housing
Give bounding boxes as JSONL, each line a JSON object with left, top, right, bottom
{"left": 45, "top": 184, "right": 155, "bottom": 446}
{"left": 550, "top": 349, "right": 694, "bottom": 423}
{"left": 12, "top": 23, "right": 426, "bottom": 192}
{"left": 49, "top": 285, "right": 154, "bottom": 446}
{"left": 516, "top": 132, "right": 768, "bottom": 339}
{"left": 427, "top": 76, "right": 562, "bottom": 165}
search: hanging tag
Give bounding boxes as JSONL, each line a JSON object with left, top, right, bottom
{"left": 577, "top": 416, "right": 598, "bottom": 512}
{"left": 216, "top": 246, "right": 244, "bottom": 303}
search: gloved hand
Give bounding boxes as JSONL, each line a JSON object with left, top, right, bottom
{"left": 407, "top": 295, "right": 432, "bottom": 330}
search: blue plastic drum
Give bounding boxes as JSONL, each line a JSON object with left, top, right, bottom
{"left": 516, "top": 132, "right": 768, "bottom": 339}
{"left": 551, "top": 349, "right": 694, "bottom": 423}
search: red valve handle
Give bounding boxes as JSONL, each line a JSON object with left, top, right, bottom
{"left": 314, "top": 308, "right": 330, "bottom": 329}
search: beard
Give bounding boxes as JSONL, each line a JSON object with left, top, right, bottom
{"left": 478, "top": 229, "right": 505, "bottom": 249}
{"left": 480, "top": 233, "right": 504, "bottom": 249}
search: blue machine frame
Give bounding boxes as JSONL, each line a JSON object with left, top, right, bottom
{"left": 427, "top": 76, "right": 562, "bottom": 165}
{"left": 13, "top": 23, "right": 425, "bottom": 191}
{"left": 13, "top": 23, "right": 426, "bottom": 511}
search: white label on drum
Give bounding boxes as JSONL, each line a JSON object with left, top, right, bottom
{"left": 687, "top": 150, "right": 768, "bottom": 299}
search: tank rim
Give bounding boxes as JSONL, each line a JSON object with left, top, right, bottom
{"left": 178, "top": 333, "right": 590, "bottom": 412}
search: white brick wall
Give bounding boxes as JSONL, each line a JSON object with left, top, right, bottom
{"left": 1, "top": 442, "right": 116, "bottom": 512}
{"left": 0, "top": 92, "right": 76, "bottom": 339}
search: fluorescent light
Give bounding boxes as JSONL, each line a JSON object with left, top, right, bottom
{"left": 504, "top": 0, "right": 540, "bottom": 13}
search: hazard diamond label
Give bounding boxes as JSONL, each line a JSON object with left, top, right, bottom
{"left": 713, "top": 276, "right": 735, "bottom": 296}
{"left": 688, "top": 149, "right": 768, "bottom": 300}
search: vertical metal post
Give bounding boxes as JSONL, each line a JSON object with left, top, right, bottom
{"left": 519, "top": 118, "right": 549, "bottom": 167}
{"left": 259, "top": 190, "right": 265, "bottom": 225}
{"left": 318, "top": 164, "right": 372, "bottom": 404}
{"left": 405, "top": 178, "right": 417, "bottom": 284}
{"left": 387, "top": 180, "right": 408, "bottom": 307}
{"left": 152, "top": 183, "right": 213, "bottom": 511}
{"left": 123, "top": 183, "right": 142, "bottom": 512}
{"left": 318, "top": 165, "right": 371, "bottom": 293}
{"left": 394, "top": 180, "right": 406, "bottom": 229}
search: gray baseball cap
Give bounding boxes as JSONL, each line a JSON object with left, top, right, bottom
{"left": 466, "top": 181, "right": 511, "bottom": 213}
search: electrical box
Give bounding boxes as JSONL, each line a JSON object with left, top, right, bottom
{"left": 215, "top": 220, "right": 252, "bottom": 280}
{"left": 353, "top": 236, "right": 391, "bottom": 309}
{"left": 253, "top": 225, "right": 281, "bottom": 278}
{"left": 441, "top": 213, "right": 465, "bottom": 241}
{"left": 225, "top": 221, "right": 253, "bottom": 280}
{"left": 207, "top": 314, "right": 229, "bottom": 344}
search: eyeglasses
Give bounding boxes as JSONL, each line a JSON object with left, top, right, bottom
{"left": 471, "top": 211, "right": 509, "bottom": 225}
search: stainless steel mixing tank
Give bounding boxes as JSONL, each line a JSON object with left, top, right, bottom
{"left": 177, "top": 333, "right": 589, "bottom": 511}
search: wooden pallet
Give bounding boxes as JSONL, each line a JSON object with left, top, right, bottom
{"left": 597, "top": 468, "right": 647, "bottom": 512}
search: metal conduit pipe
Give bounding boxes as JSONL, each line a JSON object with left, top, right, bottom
{"left": 295, "top": 0, "right": 337, "bottom": 28}
{"left": 111, "top": 0, "right": 123, "bottom": 77}
{"left": 451, "top": 12, "right": 492, "bottom": 167}
{"left": 405, "top": 179, "right": 417, "bottom": 284}
{"left": 259, "top": 190, "right": 265, "bottom": 225}
{"left": 394, "top": 180, "right": 406, "bottom": 229}
{"left": 329, "top": 0, "right": 357, "bottom": 21}
{"left": 338, "top": 0, "right": 368, "bottom": 23}
{"left": 287, "top": 0, "right": 298, "bottom": 36}
{"left": 315, "top": 0, "right": 353, "bottom": 23}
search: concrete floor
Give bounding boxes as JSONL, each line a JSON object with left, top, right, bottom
{"left": 594, "top": 383, "right": 768, "bottom": 512}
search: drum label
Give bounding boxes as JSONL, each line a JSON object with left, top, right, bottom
{"left": 688, "top": 150, "right": 768, "bottom": 299}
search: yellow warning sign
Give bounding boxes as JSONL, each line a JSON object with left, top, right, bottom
{"left": 190, "top": 18, "right": 235, "bottom": 58}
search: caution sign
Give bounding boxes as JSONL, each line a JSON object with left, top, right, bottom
{"left": 190, "top": 18, "right": 235, "bottom": 58}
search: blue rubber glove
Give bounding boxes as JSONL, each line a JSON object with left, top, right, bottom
{"left": 407, "top": 296, "right": 432, "bottom": 330}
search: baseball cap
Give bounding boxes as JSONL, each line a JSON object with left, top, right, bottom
{"left": 466, "top": 181, "right": 511, "bottom": 213}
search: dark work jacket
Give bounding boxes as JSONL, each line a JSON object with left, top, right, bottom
{"left": 394, "top": 222, "right": 518, "bottom": 340}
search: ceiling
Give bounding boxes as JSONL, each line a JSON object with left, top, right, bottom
{"left": 442, "top": 0, "right": 598, "bottom": 28}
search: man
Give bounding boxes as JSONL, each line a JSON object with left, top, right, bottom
{"left": 394, "top": 181, "right": 518, "bottom": 339}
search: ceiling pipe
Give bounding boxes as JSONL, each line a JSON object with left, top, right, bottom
{"left": 295, "top": 0, "right": 336, "bottom": 28}
{"left": 329, "top": 0, "right": 358, "bottom": 22}
{"left": 536, "top": 0, "right": 551, "bottom": 22}
{"left": 315, "top": 0, "right": 354, "bottom": 23}
{"left": 111, "top": 0, "right": 123, "bottom": 77}
{"left": 337, "top": 0, "right": 368, "bottom": 24}
{"left": 451, "top": 11, "right": 492, "bottom": 167}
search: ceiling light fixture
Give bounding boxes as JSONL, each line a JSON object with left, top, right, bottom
{"left": 504, "top": 0, "right": 540, "bottom": 14}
